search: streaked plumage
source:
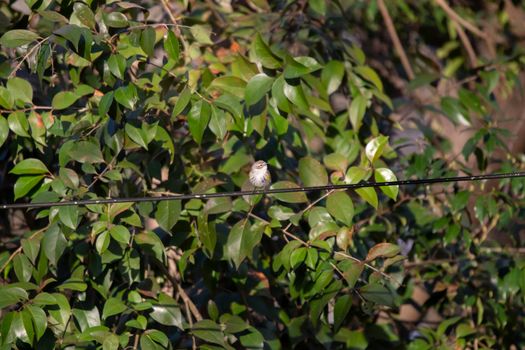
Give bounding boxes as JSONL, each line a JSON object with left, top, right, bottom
{"left": 249, "top": 160, "right": 271, "bottom": 188}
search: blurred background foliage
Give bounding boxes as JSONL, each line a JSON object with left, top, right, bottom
{"left": 0, "top": 0, "right": 525, "bottom": 349}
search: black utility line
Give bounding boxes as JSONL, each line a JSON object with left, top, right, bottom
{"left": 1, "top": 172, "right": 524, "bottom": 210}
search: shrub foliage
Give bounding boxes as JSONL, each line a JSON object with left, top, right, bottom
{"left": 0, "top": 1, "right": 524, "bottom": 349}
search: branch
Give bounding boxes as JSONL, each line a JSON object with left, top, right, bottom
{"left": 377, "top": 0, "right": 415, "bottom": 80}
{"left": 453, "top": 20, "right": 478, "bottom": 68}
{"left": 165, "top": 249, "right": 203, "bottom": 321}
{"left": 435, "top": 0, "right": 487, "bottom": 39}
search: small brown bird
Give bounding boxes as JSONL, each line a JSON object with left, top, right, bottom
{"left": 249, "top": 160, "right": 271, "bottom": 189}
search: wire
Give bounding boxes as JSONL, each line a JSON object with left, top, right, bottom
{"left": 1, "top": 171, "right": 524, "bottom": 210}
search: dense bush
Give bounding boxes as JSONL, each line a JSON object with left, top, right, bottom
{"left": 0, "top": 1, "right": 524, "bottom": 349}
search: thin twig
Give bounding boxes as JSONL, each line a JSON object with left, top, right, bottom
{"left": 0, "top": 106, "right": 53, "bottom": 114}
{"left": 479, "top": 246, "right": 525, "bottom": 254}
{"left": 87, "top": 151, "right": 121, "bottom": 191}
{"left": 434, "top": 0, "right": 487, "bottom": 39}
{"left": 282, "top": 189, "right": 335, "bottom": 233}
{"left": 161, "top": 249, "right": 203, "bottom": 322}
{"left": 377, "top": 0, "right": 415, "bottom": 80}
{"left": 159, "top": 0, "right": 190, "bottom": 63}
{"left": 453, "top": 20, "right": 477, "bottom": 68}
{"left": 334, "top": 251, "right": 401, "bottom": 286}
{"left": 9, "top": 37, "right": 49, "bottom": 78}
{"left": 0, "top": 226, "right": 48, "bottom": 274}
{"left": 133, "top": 333, "right": 140, "bottom": 350}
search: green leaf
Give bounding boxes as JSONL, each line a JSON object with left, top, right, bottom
{"left": 32, "top": 293, "right": 56, "bottom": 306}
{"left": 299, "top": 156, "right": 328, "bottom": 186}
{"left": 221, "top": 314, "right": 249, "bottom": 334}
{"left": 99, "top": 91, "right": 114, "bottom": 117}
{"left": 8, "top": 111, "right": 30, "bottom": 137}
{"left": 108, "top": 54, "right": 127, "bottom": 79}
{"left": 14, "top": 175, "right": 44, "bottom": 200}
{"left": 305, "top": 248, "right": 319, "bottom": 269}
{"left": 324, "top": 153, "right": 348, "bottom": 173}
{"left": 102, "top": 297, "right": 127, "bottom": 319}
{"left": 322, "top": 60, "right": 345, "bottom": 94}
{"left": 0, "top": 30, "right": 40, "bottom": 48}
{"left": 355, "top": 187, "right": 378, "bottom": 209}
{"left": 349, "top": 95, "right": 367, "bottom": 131}
{"left": 150, "top": 294, "right": 183, "bottom": 329}
{"left": 437, "top": 316, "right": 462, "bottom": 337}
{"left": 284, "top": 82, "right": 309, "bottom": 111}
{"left": 21, "top": 239, "right": 39, "bottom": 264}
{"left": 374, "top": 168, "right": 398, "bottom": 200}
{"left": 0, "top": 87, "right": 13, "bottom": 109}
{"left": 354, "top": 66, "right": 383, "bottom": 92}
{"left": 96, "top": 231, "right": 110, "bottom": 254}
{"left": 441, "top": 96, "right": 470, "bottom": 126}
{"left": 338, "top": 259, "right": 363, "bottom": 288}
{"left": 172, "top": 87, "right": 192, "bottom": 118}
{"left": 190, "top": 25, "right": 213, "bottom": 45}
{"left": 311, "top": 269, "right": 334, "bottom": 296}
{"left": 155, "top": 200, "right": 181, "bottom": 232}
{"left": 58, "top": 205, "right": 79, "bottom": 229}
{"left": 36, "top": 43, "right": 51, "bottom": 82}
{"left": 366, "top": 243, "right": 400, "bottom": 261}
{"left": 188, "top": 100, "right": 211, "bottom": 144}
{"left": 309, "top": 0, "right": 326, "bottom": 15}
{"left": 0, "top": 116, "right": 8, "bottom": 147}
{"left": 365, "top": 135, "right": 389, "bottom": 163}
{"left": 250, "top": 33, "right": 281, "bottom": 69}
{"left": 10, "top": 158, "right": 49, "bottom": 175}
{"left": 270, "top": 181, "right": 308, "bottom": 203}
{"left": 58, "top": 279, "right": 87, "bottom": 292}
{"left": 165, "top": 30, "right": 180, "bottom": 61}
{"left": 240, "top": 327, "right": 264, "bottom": 348}
{"left": 104, "top": 12, "right": 129, "bottom": 28}
{"left": 42, "top": 224, "right": 67, "bottom": 266}
{"left": 192, "top": 320, "right": 226, "bottom": 346}
{"left": 334, "top": 295, "right": 352, "bottom": 331}
{"left": 198, "top": 212, "right": 216, "bottom": 257}
{"left": 125, "top": 123, "right": 149, "bottom": 150}
{"left": 0, "top": 287, "right": 28, "bottom": 309}
{"left": 69, "top": 141, "right": 105, "bottom": 163}
{"left": 271, "top": 75, "right": 291, "bottom": 113}
{"left": 27, "top": 305, "right": 47, "bottom": 341}
{"left": 209, "top": 105, "right": 229, "bottom": 140}
{"left": 290, "top": 247, "right": 307, "bottom": 269}
{"left": 209, "top": 76, "right": 247, "bottom": 99}
{"left": 140, "top": 27, "right": 156, "bottom": 57}
{"left": 346, "top": 166, "right": 369, "bottom": 184}
{"left": 114, "top": 84, "right": 138, "bottom": 109}
{"left": 103, "top": 334, "right": 119, "bottom": 350}
{"left": 73, "top": 3, "right": 96, "bottom": 29}
{"left": 359, "top": 283, "right": 395, "bottom": 307}
{"left": 135, "top": 231, "right": 166, "bottom": 263}
{"left": 456, "top": 323, "right": 476, "bottom": 338}
{"left": 283, "top": 56, "right": 321, "bottom": 79}
{"left": 226, "top": 221, "right": 250, "bottom": 268}
{"left": 245, "top": 73, "right": 274, "bottom": 106}
{"left": 13, "top": 254, "right": 33, "bottom": 282}
{"left": 109, "top": 225, "right": 131, "bottom": 244}
{"left": 327, "top": 191, "right": 354, "bottom": 225}
{"left": 52, "top": 91, "right": 80, "bottom": 110}
{"left": 8, "top": 78, "right": 33, "bottom": 104}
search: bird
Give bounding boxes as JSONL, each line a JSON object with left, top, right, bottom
{"left": 249, "top": 160, "right": 271, "bottom": 189}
